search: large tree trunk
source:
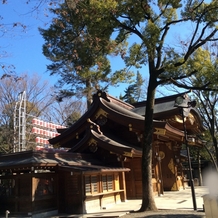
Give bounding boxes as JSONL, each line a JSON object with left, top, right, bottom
{"left": 139, "top": 71, "right": 158, "bottom": 211}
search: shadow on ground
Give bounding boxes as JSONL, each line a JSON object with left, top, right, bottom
{"left": 120, "top": 210, "right": 205, "bottom": 218}
{"left": 140, "top": 215, "right": 204, "bottom": 218}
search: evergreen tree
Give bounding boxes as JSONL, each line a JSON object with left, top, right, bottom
{"left": 121, "top": 84, "right": 137, "bottom": 104}
{"left": 135, "top": 71, "right": 145, "bottom": 102}
{"left": 39, "top": 3, "right": 134, "bottom": 108}
{"left": 120, "top": 71, "right": 145, "bottom": 104}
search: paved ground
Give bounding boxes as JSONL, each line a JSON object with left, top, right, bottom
{"left": 120, "top": 210, "right": 205, "bottom": 218}
{"left": 0, "top": 186, "right": 209, "bottom": 218}
{"left": 53, "top": 186, "right": 208, "bottom": 218}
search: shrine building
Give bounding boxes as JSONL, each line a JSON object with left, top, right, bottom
{"left": 0, "top": 90, "right": 205, "bottom": 217}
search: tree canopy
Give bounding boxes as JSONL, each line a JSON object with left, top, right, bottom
{"left": 39, "top": 3, "right": 134, "bottom": 108}
{"left": 51, "top": 0, "right": 218, "bottom": 211}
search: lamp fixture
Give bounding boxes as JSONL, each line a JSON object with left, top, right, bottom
{"left": 174, "top": 95, "right": 196, "bottom": 109}
{"left": 174, "top": 94, "right": 197, "bottom": 211}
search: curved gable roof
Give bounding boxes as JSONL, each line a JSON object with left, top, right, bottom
{"left": 49, "top": 90, "right": 204, "bottom": 147}
{"left": 49, "top": 91, "right": 145, "bottom": 145}
{"left": 132, "top": 92, "right": 205, "bottom": 134}
{"left": 68, "top": 128, "right": 142, "bottom": 158}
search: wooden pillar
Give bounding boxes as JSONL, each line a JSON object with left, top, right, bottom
{"left": 81, "top": 173, "right": 86, "bottom": 213}
{"left": 119, "top": 159, "right": 127, "bottom": 201}
{"left": 15, "top": 175, "right": 19, "bottom": 212}
{"left": 31, "top": 176, "right": 35, "bottom": 212}
{"left": 157, "top": 158, "right": 164, "bottom": 195}
{"left": 130, "top": 160, "right": 136, "bottom": 198}
{"left": 120, "top": 171, "right": 127, "bottom": 201}
{"left": 154, "top": 142, "right": 164, "bottom": 196}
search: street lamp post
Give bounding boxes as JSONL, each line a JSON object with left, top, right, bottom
{"left": 174, "top": 94, "right": 197, "bottom": 211}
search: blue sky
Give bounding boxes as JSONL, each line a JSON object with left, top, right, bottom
{"left": 0, "top": 1, "right": 133, "bottom": 98}
{"left": 0, "top": 1, "right": 52, "bottom": 80}
{"left": 0, "top": 1, "right": 191, "bottom": 100}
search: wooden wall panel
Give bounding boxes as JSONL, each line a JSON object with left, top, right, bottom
{"left": 85, "top": 196, "right": 100, "bottom": 212}
{"left": 124, "top": 162, "right": 135, "bottom": 198}
{"left": 124, "top": 157, "right": 159, "bottom": 199}
{"left": 114, "top": 173, "right": 120, "bottom": 190}
{"left": 101, "top": 193, "right": 116, "bottom": 208}
{"left": 152, "top": 178, "right": 158, "bottom": 194}
{"left": 18, "top": 175, "right": 32, "bottom": 212}
{"left": 115, "top": 192, "right": 121, "bottom": 203}
{"left": 58, "top": 171, "right": 65, "bottom": 213}
{"left": 33, "top": 197, "right": 56, "bottom": 211}
{"left": 124, "top": 158, "right": 142, "bottom": 199}
{"left": 135, "top": 181, "right": 142, "bottom": 198}
{"left": 32, "top": 174, "right": 57, "bottom": 212}
{"left": 62, "top": 172, "right": 83, "bottom": 214}
{"left": 159, "top": 143, "right": 178, "bottom": 191}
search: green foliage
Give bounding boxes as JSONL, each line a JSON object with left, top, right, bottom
{"left": 120, "top": 71, "right": 145, "bottom": 103}
{"left": 40, "top": 3, "right": 134, "bottom": 106}
{"left": 50, "top": 0, "right": 218, "bottom": 90}
{"left": 120, "top": 84, "right": 137, "bottom": 104}
{"left": 125, "top": 43, "right": 145, "bottom": 68}
{"left": 186, "top": 47, "right": 218, "bottom": 88}
{"left": 183, "top": 44, "right": 218, "bottom": 167}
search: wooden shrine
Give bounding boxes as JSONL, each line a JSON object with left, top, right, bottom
{"left": 0, "top": 90, "right": 205, "bottom": 216}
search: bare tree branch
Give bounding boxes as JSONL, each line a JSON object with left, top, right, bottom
{"left": 169, "top": 77, "right": 217, "bottom": 91}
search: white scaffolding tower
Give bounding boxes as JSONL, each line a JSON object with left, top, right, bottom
{"left": 13, "top": 91, "right": 26, "bottom": 152}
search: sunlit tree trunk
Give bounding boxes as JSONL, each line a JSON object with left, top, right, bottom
{"left": 140, "top": 63, "right": 158, "bottom": 211}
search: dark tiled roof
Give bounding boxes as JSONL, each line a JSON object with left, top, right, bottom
{"left": 69, "top": 128, "right": 142, "bottom": 157}
{"left": 49, "top": 90, "right": 205, "bottom": 147}
{"left": 59, "top": 165, "right": 130, "bottom": 174}
{"left": 0, "top": 150, "right": 129, "bottom": 173}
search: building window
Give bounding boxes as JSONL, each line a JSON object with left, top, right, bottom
{"left": 85, "top": 175, "right": 98, "bottom": 194}
{"left": 91, "top": 176, "right": 98, "bottom": 193}
{"left": 85, "top": 176, "right": 91, "bottom": 193}
{"left": 102, "top": 174, "right": 114, "bottom": 192}
{"left": 35, "top": 178, "right": 54, "bottom": 196}
{"left": 102, "top": 175, "right": 107, "bottom": 191}
{"left": 0, "top": 179, "right": 15, "bottom": 197}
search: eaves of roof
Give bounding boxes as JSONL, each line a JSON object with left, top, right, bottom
{"left": 48, "top": 92, "right": 103, "bottom": 145}
{"left": 49, "top": 90, "right": 205, "bottom": 147}
{"left": 69, "top": 128, "right": 142, "bottom": 158}
{"left": 0, "top": 150, "right": 107, "bottom": 170}
{"left": 59, "top": 165, "right": 130, "bottom": 174}
{"left": 49, "top": 92, "right": 145, "bottom": 146}
{"left": 132, "top": 91, "right": 190, "bottom": 108}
